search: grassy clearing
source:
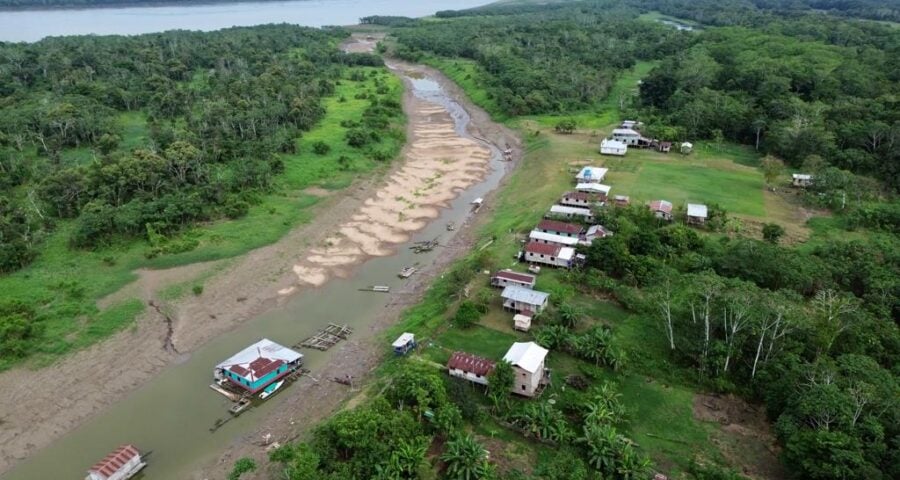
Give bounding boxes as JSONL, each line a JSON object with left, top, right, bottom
{"left": 0, "top": 66, "right": 404, "bottom": 370}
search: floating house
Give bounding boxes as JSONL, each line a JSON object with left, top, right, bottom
{"left": 536, "top": 219, "right": 583, "bottom": 238}
{"left": 86, "top": 445, "right": 146, "bottom": 480}
{"left": 513, "top": 313, "right": 532, "bottom": 332}
{"left": 792, "top": 173, "right": 813, "bottom": 187}
{"left": 447, "top": 351, "right": 494, "bottom": 386}
{"left": 529, "top": 229, "right": 580, "bottom": 248}
{"left": 600, "top": 138, "right": 628, "bottom": 156}
{"left": 561, "top": 191, "right": 601, "bottom": 208}
{"left": 649, "top": 200, "right": 674, "bottom": 221}
{"left": 575, "top": 166, "right": 608, "bottom": 183}
{"left": 686, "top": 203, "right": 708, "bottom": 225}
{"left": 214, "top": 339, "right": 303, "bottom": 395}
{"left": 503, "top": 341, "right": 550, "bottom": 397}
{"left": 548, "top": 205, "right": 595, "bottom": 222}
{"left": 523, "top": 242, "right": 575, "bottom": 268}
{"left": 580, "top": 225, "right": 612, "bottom": 245}
{"left": 392, "top": 332, "right": 417, "bottom": 355}
{"left": 501, "top": 285, "right": 550, "bottom": 315}
{"left": 613, "top": 195, "right": 630, "bottom": 207}
{"left": 575, "top": 183, "right": 611, "bottom": 199}
{"left": 491, "top": 270, "right": 537, "bottom": 289}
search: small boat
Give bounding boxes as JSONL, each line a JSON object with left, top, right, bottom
{"left": 360, "top": 285, "right": 390, "bottom": 292}
{"left": 399, "top": 266, "right": 417, "bottom": 278}
{"left": 446, "top": 221, "right": 456, "bottom": 231}
{"left": 471, "top": 197, "right": 483, "bottom": 206}
{"left": 229, "top": 397, "right": 251, "bottom": 415}
{"left": 259, "top": 380, "right": 284, "bottom": 400}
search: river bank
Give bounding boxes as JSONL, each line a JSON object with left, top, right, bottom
{"left": 0, "top": 42, "right": 519, "bottom": 478}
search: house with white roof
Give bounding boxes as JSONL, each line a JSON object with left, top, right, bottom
{"left": 575, "top": 166, "right": 608, "bottom": 183}
{"left": 501, "top": 285, "right": 550, "bottom": 315}
{"left": 503, "top": 341, "right": 550, "bottom": 397}
{"left": 686, "top": 203, "right": 708, "bottom": 225}
{"left": 529, "top": 230, "right": 580, "bottom": 247}
{"left": 561, "top": 191, "right": 601, "bottom": 208}
{"left": 792, "top": 173, "right": 813, "bottom": 187}
{"left": 600, "top": 138, "right": 627, "bottom": 156}
{"left": 548, "top": 204, "right": 595, "bottom": 222}
{"left": 575, "top": 183, "right": 611, "bottom": 199}
{"left": 579, "top": 225, "right": 612, "bottom": 245}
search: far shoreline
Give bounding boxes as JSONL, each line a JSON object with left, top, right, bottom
{"left": 0, "top": 0, "right": 307, "bottom": 13}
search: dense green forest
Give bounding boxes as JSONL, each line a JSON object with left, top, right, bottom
{"left": 0, "top": 0, "right": 284, "bottom": 8}
{"left": 0, "top": 25, "right": 392, "bottom": 273}
{"left": 391, "top": 0, "right": 899, "bottom": 190}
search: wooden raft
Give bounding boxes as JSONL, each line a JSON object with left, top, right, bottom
{"left": 297, "top": 323, "right": 353, "bottom": 351}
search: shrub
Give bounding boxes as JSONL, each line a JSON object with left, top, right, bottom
{"left": 192, "top": 284, "right": 204, "bottom": 296}
{"left": 762, "top": 223, "right": 786, "bottom": 244}
{"left": 312, "top": 141, "right": 331, "bottom": 155}
{"left": 554, "top": 119, "right": 576, "bottom": 134}
{"left": 452, "top": 300, "right": 482, "bottom": 328}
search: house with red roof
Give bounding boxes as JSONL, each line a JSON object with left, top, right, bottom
{"left": 649, "top": 200, "right": 674, "bottom": 221}
{"left": 214, "top": 338, "right": 303, "bottom": 394}
{"left": 447, "top": 351, "right": 495, "bottom": 386}
{"left": 491, "top": 270, "right": 537, "bottom": 289}
{"left": 523, "top": 241, "right": 575, "bottom": 268}
{"left": 86, "top": 444, "right": 146, "bottom": 480}
{"left": 536, "top": 219, "right": 583, "bottom": 238}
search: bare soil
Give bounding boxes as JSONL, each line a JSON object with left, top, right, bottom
{"left": 693, "top": 393, "right": 787, "bottom": 480}
{"left": 0, "top": 42, "right": 521, "bottom": 478}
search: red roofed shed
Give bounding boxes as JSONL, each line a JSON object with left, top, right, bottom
{"left": 447, "top": 351, "right": 495, "bottom": 385}
{"left": 536, "top": 219, "right": 583, "bottom": 237}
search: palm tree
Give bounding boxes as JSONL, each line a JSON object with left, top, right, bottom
{"left": 390, "top": 438, "right": 428, "bottom": 478}
{"left": 579, "top": 422, "right": 622, "bottom": 476}
{"left": 616, "top": 443, "right": 652, "bottom": 479}
{"left": 441, "top": 434, "right": 491, "bottom": 480}
{"left": 557, "top": 302, "right": 584, "bottom": 328}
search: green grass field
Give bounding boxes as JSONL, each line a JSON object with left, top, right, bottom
{"left": 0, "top": 66, "right": 404, "bottom": 370}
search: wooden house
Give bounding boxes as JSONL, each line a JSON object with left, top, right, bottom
{"left": 548, "top": 205, "right": 594, "bottom": 222}
{"left": 491, "top": 270, "right": 537, "bottom": 289}
{"left": 536, "top": 219, "right": 583, "bottom": 238}
{"left": 792, "top": 173, "right": 813, "bottom": 187}
{"left": 657, "top": 141, "right": 672, "bottom": 153}
{"left": 575, "top": 183, "right": 611, "bottom": 200}
{"left": 501, "top": 285, "right": 550, "bottom": 315}
{"left": 523, "top": 241, "right": 576, "bottom": 268}
{"left": 686, "top": 203, "right": 708, "bottom": 225}
{"left": 86, "top": 445, "right": 147, "bottom": 480}
{"left": 214, "top": 339, "right": 303, "bottom": 395}
{"left": 529, "top": 229, "right": 580, "bottom": 248}
{"left": 600, "top": 138, "right": 627, "bottom": 156}
{"left": 579, "top": 224, "right": 612, "bottom": 245}
{"left": 560, "top": 191, "right": 601, "bottom": 208}
{"left": 612, "top": 128, "right": 653, "bottom": 147}
{"left": 503, "top": 342, "right": 550, "bottom": 397}
{"left": 447, "top": 351, "right": 494, "bottom": 386}
{"left": 513, "top": 314, "right": 532, "bottom": 332}
{"left": 649, "top": 200, "right": 673, "bottom": 221}
{"left": 613, "top": 195, "right": 630, "bottom": 207}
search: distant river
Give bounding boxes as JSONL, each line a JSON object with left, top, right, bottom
{"left": 0, "top": 0, "right": 492, "bottom": 42}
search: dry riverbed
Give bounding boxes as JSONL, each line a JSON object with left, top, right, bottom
{"left": 0, "top": 37, "right": 519, "bottom": 477}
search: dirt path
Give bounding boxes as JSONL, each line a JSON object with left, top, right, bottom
{"left": 0, "top": 44, "right": 519, "bottom": 476}
{"left": 187, "top": 61, "right": 521, "bottom": 478}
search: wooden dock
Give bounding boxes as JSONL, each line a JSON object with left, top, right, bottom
{"left": 297, "top": 323, "right": 353, "bottom": 351}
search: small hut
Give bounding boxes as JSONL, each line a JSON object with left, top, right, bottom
{"left": 392, "top": 333, "right": 417, "bottom": 355}
{"left": 613, "top": 195, "right": 630, "bottom": 207}
{"left": 649, "top": 200, "right": 674, "bottom": 221}
{"left": 686, "top": 203, "right": 708, "bottom": 225}
{"left": 792, "top": 174, "right": 813, "bottom": 187}
{"left": 513, "top": 314, "right": 532, "bottom": 332}
{"left": 680, "top": 142, "right": 693, "bottom": 154}
{"left": 657, "top": 141, "right": 672, "bottom": 153}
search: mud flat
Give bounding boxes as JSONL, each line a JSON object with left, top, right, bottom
{"left": 0, "top": 50, "right": 520, "bottom": 479}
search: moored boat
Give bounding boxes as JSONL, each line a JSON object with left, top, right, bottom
{"left": 85, "top": 444, "right": 147, "bottom": 480}
{"left": 259, "top": 380, "right": 284, "bottom": 399}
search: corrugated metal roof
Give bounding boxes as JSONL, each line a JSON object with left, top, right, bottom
{"left": 447, "top": 351, "right": 494, "bottom": 376}
{"left": 550, "top": 205, "right": 593, "bottom": 216}
{"left": 576, "top": 166, "right": 608, "bottom": 181}
{"left": 501, "top": 286, "right": 550, "bottom": 306}
{"left": 216, "top": 339, "right": 302, "bottom": 381}
{"left": 503, "top": 342, "right": 549, "bottom": 373}
{"left": 537, "top": 219, "right": 583, "bottom": 235}
{"left": 575, "top": 183, "right": 611, "bottom": 194}
{"left": 649, "top": 200, "right": 673, "bottom": 214}
{"left": 493, "top": 270, "right": 536, "bottom": 284}
{"left": 687, "top": 203, "right": 708, "bottom": 218}
{"left": 529, "top": 230, "right": 580, "bottom": 246}
{"left": 392, "top": 332, "right": 415, "bottom": 348}
{"left": 525, "top": 242, "right": 561, "bottom": 256}
{"left": 89, "top": 444, "right": 140, "bottom": 478}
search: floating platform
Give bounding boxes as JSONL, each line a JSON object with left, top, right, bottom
{"left": 399, "top": 266, "right": 417, "bottom": 278}
{"left": 360, "top": 285, "right": 390, "bottom": 293}
{"left": 297, "top": 323, "right": 353, "bottom": 351}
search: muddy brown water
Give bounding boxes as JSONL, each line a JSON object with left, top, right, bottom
{"left": 3, "top": 66, "right": 509, "bottom": 480}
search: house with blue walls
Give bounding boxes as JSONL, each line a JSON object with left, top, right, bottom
{"left": 213, "top": 339, "right": 303, "bottom": 394}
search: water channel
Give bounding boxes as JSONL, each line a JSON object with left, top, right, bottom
{"left": 3, "top": 64, "right": 510, "bottom": 479}
{"left": 0, "top": 0, "right": 492, "bottom": 42}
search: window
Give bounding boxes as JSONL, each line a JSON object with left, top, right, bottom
{"left": 550, "top": 257, "right": 555, "bottom": 261}
{"left": 521, "top": 385, "right": 526, "bottom": 391}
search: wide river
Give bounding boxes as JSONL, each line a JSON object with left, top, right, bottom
{"left": 0, "top": 0, "right": 491, "bottom": 42}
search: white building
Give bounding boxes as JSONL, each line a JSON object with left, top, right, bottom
{"left": 447, "top": 351, "right": 494, "bottom": 386}
{"left": 579, "top": 225, "right": 612, "bottom": 245}
{"left": 561, "top": 191, "right": 602, "bottom": 208}
{"left": 501, "top": 285, "right": 550, "bottom": 315}
{"left": 86, "top": 445, "right": 147, "bottom": 480}
{"left": 600, "top": 138, "right": 627, "bottom": 156}
{"left": 524, "top": 241, "right": 576, "bottom": 268}
{"left": 792, "top": 173, "right": 813, "bottom": 187}
{"left": 686, "top": 203, "right": 708, "bottom": 225}
{"left": 491, "top": 270, "right": 537, "bottom": 289}
{"left": 549, "top": 204, "right": 594, "bottom": 222}
{"left": 611, "top": 128, "right": 643, "bottom": 145}
{"left": 575, "top": 183, "right": 611, "bottom": 198}
{"left": 529, "top": 229, "right": 580, "bottom": 247}
{"left": 513, "top": 314, "right": 532, "bottom": 332}
{"left": 575, "top": 166, "right": 608, "bottom": 183}
{"left": 536, "top": 219, "right": 583, "bottom": 238}
{"left": 503, "top": 342, "right": 550, "bottom": 397}
{"left": 680, "top": 142, "right": 693, "bottom": 154}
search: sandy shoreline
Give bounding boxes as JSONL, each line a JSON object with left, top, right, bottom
{"left": 0, "top": 45, "right": 519, "bottom": 476}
